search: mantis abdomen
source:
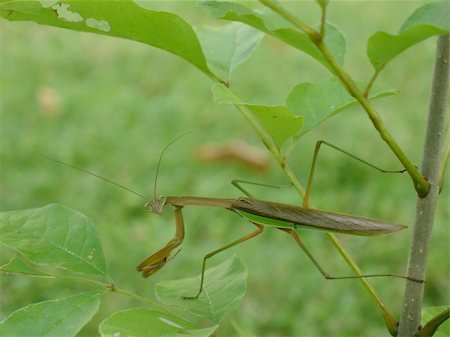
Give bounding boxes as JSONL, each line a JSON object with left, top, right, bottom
{"left": 163, "top": 196, "right": 406, "bottom": 236}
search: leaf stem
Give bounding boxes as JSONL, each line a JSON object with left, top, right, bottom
{"left": 397, "top": 34, "right": 449, "bottom": 337}
{"left": 417, "top": 307, "right": 450, "bottom": 337}
{"left": 259, "top": 0, "right": 319, "bottom": 41}
{"left": 113, "top": 287, "right": 167, "bottom": 311}
{"left": 233, "top": 104, "right": 279, "bottom": 156}
{"left": 364, "top": 71, "right": 380, "bottom": 97}
{"left": 52, "top": 274, "right": 115, "bottom": 289}
{"left": 318, "top": 0, "right": 327, "bottom": 39}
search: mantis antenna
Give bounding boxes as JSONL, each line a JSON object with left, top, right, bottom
{"left": 38, "top": 132, "right": 192, "bottom": 201}
{"left": 152, "top": 132, "right": 194, "bottom": 199}
{"left": 39, "top": 153, "right": 148, "bottom": 200}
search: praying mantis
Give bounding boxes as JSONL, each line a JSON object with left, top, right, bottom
{"left": 44, "top": 138, "right": 422, "bottom": 300}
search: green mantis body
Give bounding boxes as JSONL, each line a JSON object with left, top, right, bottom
{"left": 44, "top": 140, "right": 420, "bottom": 300}
{"left": 139, "top": 193, "right": 409, "bottom": 299}
{"left": 162, "top": 195, "right": 406, "bottom": 235}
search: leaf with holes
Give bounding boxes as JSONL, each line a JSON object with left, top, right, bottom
{"left": 0, "top": 0, "right": 218, "bottom": 80}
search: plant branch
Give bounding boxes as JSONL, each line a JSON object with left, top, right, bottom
{"left": 439, "top": 128, "right": 450, "bottom": 192}
{"left": 282, "top": 154, "right": 399, "bottom": 335}
{"left": 226, "top": 87, "right": 400, "bottom": 335}
{"left": 258, "top": 0, "right": 430, "bottom": 198}
{"left": 397, "top": 34, "right": 450, "bottom": 337}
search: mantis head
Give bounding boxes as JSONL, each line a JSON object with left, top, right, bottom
{"left": 148, "top": 132, "right": 192, "bottom": 215}
{"left": 145, "top": 196, "right": 167, "bottom": 215}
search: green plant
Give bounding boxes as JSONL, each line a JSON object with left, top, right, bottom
{"left": 0, "top": 1, "right": 448, "bottom": 336}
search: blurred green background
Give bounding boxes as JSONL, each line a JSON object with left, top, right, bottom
{"left": 0, "top": 1, "right": 448, "bottom": 336}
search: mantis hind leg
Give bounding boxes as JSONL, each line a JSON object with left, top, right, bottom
{"left": 183, "top": 222, "right": 264, "bottom": 300}
{"left": 279, "top": 228, "right": 423, "bottom": 283}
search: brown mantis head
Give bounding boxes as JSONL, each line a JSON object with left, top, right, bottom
{"left": 144, "top": 196, "right": 167, "bottom": 215}
{"left": 143, "top": 133, "right": 192, "bottom": 215}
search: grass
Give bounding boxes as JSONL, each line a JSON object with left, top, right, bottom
{"left": 0, "top": 1, "right": 448, "bottom": 336}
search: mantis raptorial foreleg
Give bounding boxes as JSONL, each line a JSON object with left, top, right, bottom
{"left": 137, "top": 206, "right": 185, "bottom": 277}
{"left": 183, "top": 222, "right": 264, "bottom": 300}
{"left": 136, "top": 204, "right": 265, "bottom": 299}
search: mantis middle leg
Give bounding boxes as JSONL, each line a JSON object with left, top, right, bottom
{"left": 183, "top": 222, "right": 264, "bottom": 300}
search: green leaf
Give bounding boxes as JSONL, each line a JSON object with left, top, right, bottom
{"left": 321, "top": 23, "right": 346, "bottom": 66}
{"left": 196, "top": 22, "right": 264, "bottom": 81}
{"left": 420, "top": 306, "right": 450, "bottom": 337}
{"left": 201, "top": 1, "right": 346, "bottom": 70}
{"left": 245, "top": 104, "right": 303, "bottom": 150}
{"left": 212, "top": 83, "right": 303, "bottom": 150}
{"left": 155, "top": 256, "right": 247, "bottom": 323}
{"left": 0, "top": 291, "right": 101, "bottom": 337}
{"left": 286, "top": 78, "right": 398, "bottom": 136}
{"left": 0, "top": 204, "right": 108, "bottom": 277}
{"left": 0, "top": 0, "right": 217, "bottom": 79}
{"left": 99, "top": 308, "right": 218, "bottom": 337}
{"left": 367, "top": 1, "right": 449, "bottom": 71}
{"left": 401, "top": 2, "right": 450, "bottom": 32}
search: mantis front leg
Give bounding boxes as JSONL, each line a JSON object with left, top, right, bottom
{"left": 137, "top": 206, "right": 185, "bottom": 277}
